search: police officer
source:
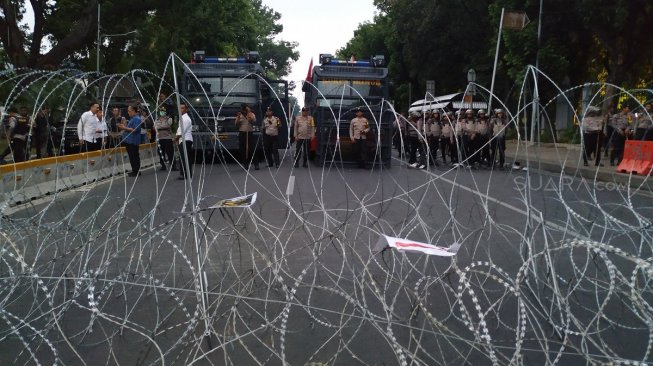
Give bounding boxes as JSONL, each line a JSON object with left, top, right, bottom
{"left": 490, "top": 109, "right": 508, "bottom": 169}
{"left": 293, "top": 107, "right": 315, "bottom": 168}
{"left": 350, "top": 108, "right": 371, "bottom": 169}
{"left": 235, "top": 103, "right": 259, "bottom": 170}
{"left": 394, "top": 113, "right": 408, "bottom": 157}
{"left": 407, "top": 113, "right": 425, "bottom": 169}
{"left": 428, "top": 111, "right": 442, "bottom": 166}
{"left": 610, "top": 105, "right": 633, "bottom": 166}
{"left": 7, "top": 106, "right": 31, "bottom": 162}
{"left": 453, "top": 111, "right": 467, "bottom": 166}
{"left": 441, "top": 111, "right": 453, "bottom": 165}
{"left": 0, "top": 108, "right": 18, "bottom": 162}
{"left": 582, "top": 106, "right": 605, "bottom": 167}
{"left": 463, "top": 109, "right": 478, "bottom": 168}
{"left": 262, "top": 107, "right": 281, "bottom": 168}
{"left": 0, "top": 107, "right": 30, "bottom": 163}
{"left": 635, "top": 103, "right": 653, "bottom": 141}
{"left": 475, "top": 109, "right": 491, "bottom": 168}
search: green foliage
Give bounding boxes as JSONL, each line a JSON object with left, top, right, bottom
{"left": 341, "top": 0, "right": 653, "bottom": 115}
{"left": 0, "top": 0, "right": 298, "bottom": 79}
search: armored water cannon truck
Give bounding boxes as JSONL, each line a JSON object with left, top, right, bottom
{"left": 303, "top": 53, "right": 393, "bottom": 167}
{"left": 181, "top": 51, "right": 289, "bottom": 162}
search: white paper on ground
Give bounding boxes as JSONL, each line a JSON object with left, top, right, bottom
{"left": 375, "top": 235, "right": 461, "bottom": 257}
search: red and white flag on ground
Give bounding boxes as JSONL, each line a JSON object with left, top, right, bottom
{"left": 374, "top": 235, "right": 461, "bottom": 257}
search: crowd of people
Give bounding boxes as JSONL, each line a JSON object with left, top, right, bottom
{"left": 0, "top": 93, "right": 195, "bottom": 180}
{"left": 394, "top": 108, "right": 510, "bottom": 170}
{"left": 6, "top": 98, "right": 650, "bottom": 175}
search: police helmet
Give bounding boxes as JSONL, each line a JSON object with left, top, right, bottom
{"left": 477, "top": 109, "right": 486, "bottom": 115}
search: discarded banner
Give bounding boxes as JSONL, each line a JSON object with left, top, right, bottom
{"left": 210, "top": 192, "right": 257, "bottom": 209}
{"left": 375, "top": 235, "right": 461, "bottom": 257}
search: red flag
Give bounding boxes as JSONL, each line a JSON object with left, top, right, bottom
{"left": 306, "top": 57, "right": 313, "bottom": 83}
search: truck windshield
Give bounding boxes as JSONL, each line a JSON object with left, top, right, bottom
{"left": 316, "top": 79, "right": 384, "bottom": 99}
{"left": 186, "top": 76, "right": 257, "bottom": 107}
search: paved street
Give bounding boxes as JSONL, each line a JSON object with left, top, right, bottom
{"left": 1, "top": 149, "right": 652, "bottom": 365}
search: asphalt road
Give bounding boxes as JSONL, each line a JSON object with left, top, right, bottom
{"left": 1, "top": 149, "right": 652, "bottom": 365}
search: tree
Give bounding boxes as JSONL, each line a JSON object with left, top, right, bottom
{"left": 0, "top": 0, "right": 298, "bottom": 80}
{"left": 0, "top": 0, "right": 159, "bottom": 69}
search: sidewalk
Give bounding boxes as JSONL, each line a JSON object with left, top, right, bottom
{"left": 504, "top": 140, "right": 653, "bottom": 192}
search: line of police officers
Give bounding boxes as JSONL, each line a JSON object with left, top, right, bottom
{"left": 396, "top": 108, "right": 509, "bottom": 169}
{"left": 581, "top": 103, "right": 653, "bottom": 167}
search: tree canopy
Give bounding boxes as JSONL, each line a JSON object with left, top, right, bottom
{"left": 0, "top": 0, "right": 298, "bottom": 78}
{"left": 339, "top": 0, "right": 653, "bottom": 111}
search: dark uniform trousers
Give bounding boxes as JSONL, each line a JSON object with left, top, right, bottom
{"left": 583, "top": 131, "right": 603, "bottom": 166}
{"left": 263, "top": 134, "right": 280, "bottom": 167}
{"left": 125, "top": 143, "right": 140, "bottom": 174}
{"left": 179, "top": 140, "right": 193, "bottom": 178}
{"left": 239, "top": 131, "right": 259, "bottom": 168}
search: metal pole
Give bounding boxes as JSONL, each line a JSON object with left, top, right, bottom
{"left": 96, "top": 1, "right": 100, "bottom": 75}
{"left": 530, "top": 0, "right": 543, "bottom": 143}
{"left": 488, "top": 8, "right": 504, "bottom": 115}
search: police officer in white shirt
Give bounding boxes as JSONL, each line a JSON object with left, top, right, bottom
{"left": 77, "top": 102, "right": 100, "bottom": 152}
{"left": 175, "top": 103, "right": 194, "bottom": 180}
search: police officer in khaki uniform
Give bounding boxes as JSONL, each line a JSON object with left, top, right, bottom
{"left": 10, "top": 106, "right": 32, "bottom": 162}
{"left": 350, "top": 108, "right": 371, "bottom": 169}
{"left": 454, "top": 111, "right": 467, "bottom": 166}
{"left": 235, "top": 103, "right": 259, "bottom": 170}
{"left": 262, "top": 107, "right": 281, "bottom": 168}
{"left": 609, "top": 106, "right": 632, "bottom": 166}
{"left": 582, "top": 106, "right": 605, "bottom": 167}
{"left": 475, "top": 109, "right": 491, "bottom": 167}
{"left": 407, "top": 113, "right": 426, "bottom": 168}
{"left": 490, "top": 109, "right": 508, "bottom": 169}
{"left": 463, "top": 109, "right": 477, "bottom": 168}
{"left": 441, "top": 111, "right": 453, "bottom": 165}
{"left": 428, "top": 111, "right": 442, "bottom": 166}
{"left": 293, "top": 107, "right": 315, "bottom": 167}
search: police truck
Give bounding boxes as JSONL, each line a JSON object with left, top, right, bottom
{"left": 303, "top": 54, "right": 393, "bottom": 167}
{"left": 181, "top": 51, "right": 289, "bottom": 162}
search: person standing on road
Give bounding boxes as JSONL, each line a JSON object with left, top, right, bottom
{"left": 350, "top": 108, "right": 371, "bottom": 169}
{"left": 490, "top": 109, "right": 507, "bottom": 169}
{"left": 118, "top": 105, "right": 142, "bottom": 177}
{"left": 176, "top": 103, "right": 194, "bottom": 179}
{"left": 262, "top": 107, "right": 281, "bottom": 168}
{"left": 33, "top": 106, "right": 51, "bottom": 159}
{"left": 454, "top": 111, "right": 467, "bottom": 166}
{"left": 6, "top": 106, "right": 31, "bottom": 162}
{"left": 441, "top": 112, "right": 453, "bottom": 165}
{"left": 635, "top": 103, "right": 653, "bottom": 141}
{"left": 475, "top": 110, "right": 491, "bottom": 168}
{"left": 0, "top": 108, "right": 18, "bottom": 162}
{"left": 155, "top": 105, "right": 175, "bottom": 171}
{"left": 581, "top": 106, "right": 605, "bottom": 167}
{"left": 78, "top": 102, "right": 100, "bottom": 152}
{"left": 406, "top": 113, "right": 425, "bottom": 169}
{"left": 428, "top": 111, "right": 442, "bottom": 166}
{"left": 108, "top": 107, "right": 125, "bottom": 148}
{"left": 293, "top": 107, "right": 315, "bottom": 168}
{"left": 463, "top": 109, "right": 477, "bottom": 168}
{"left": 235, "top": 103, "right": 259, "bottom": 170}
{"left": 610, "top": 105, "right": 633, "bottom": 166}
{"left": 393, "top": 113, "right": 408, "bottom": 158}
{"left": 95, "top": 107, "right": 108, "bottom": 149}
